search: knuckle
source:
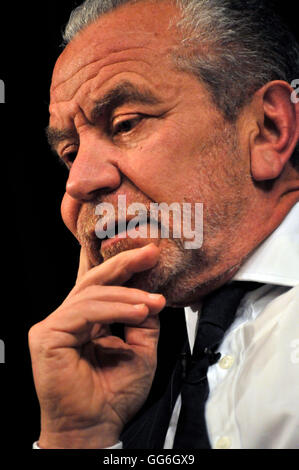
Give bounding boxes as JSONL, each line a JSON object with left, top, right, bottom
{"left": 81, "top": 298, "right": 99, "bottom": 313}
{"left": 28, "top": 322, "right": 42, "bottom": 344}
{"left": 28, "top": 321, "right": 49, "bottom": 353}
{"left": 84, "top": 285, "right": 100, "bottom": 297}
{"left": 28, "top": 322, "right": 63, "bottom": 358}
{"left": 118, "top": 261, "right": 133, "bottom": 280}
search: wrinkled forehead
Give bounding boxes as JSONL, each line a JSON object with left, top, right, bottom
{"left": 50, "top": 0, "right": 182, "bottom": 95}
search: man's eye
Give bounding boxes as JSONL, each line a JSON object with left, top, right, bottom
{"left": 61, "top": 151, "right": 77, "bottom": 169}
{"left": 112, "top": 116, "right": 142, "bottom": 136}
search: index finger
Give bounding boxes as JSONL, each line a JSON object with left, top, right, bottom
{"left": 76, "top": 247, "right": 94, "bottom": 284}
{"left": 73, "top": 243, "right": 161, "bottom": 293}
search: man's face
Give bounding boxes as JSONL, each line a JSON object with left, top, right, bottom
{"left": 49, "top": 0, "right": 253, "bottom": 306}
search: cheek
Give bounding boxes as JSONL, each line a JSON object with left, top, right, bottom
{"left": 61, "top": 193, "right": 81, "bottom": 237}
{"left": 121, "top": 124, "right": 199, "bottom": 202}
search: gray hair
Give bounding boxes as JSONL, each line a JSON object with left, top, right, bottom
{"left": 63, "top": 0, "right": 299, "bottom": 170}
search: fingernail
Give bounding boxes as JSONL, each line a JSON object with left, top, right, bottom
{"left": 134, "top": 304, "right": 147, "bottom": 311}
{"left": 148, "top": 293, "right": 164, "bottom": 301}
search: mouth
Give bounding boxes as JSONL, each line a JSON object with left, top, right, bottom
{"left": 100, "top": 218, "right": 158, "bottom": 247}
{"left": 87, "top": 217, "right": 160, "bottom": 265}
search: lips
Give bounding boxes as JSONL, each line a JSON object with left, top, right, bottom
{"left": 100, "top": 218, "right": 162, "bottom": 259}
{"left": 100, "top": 217, "right": 151, "bottom": 240}
{"left": 86, "top": 216, "right": 160, "bottom": 265}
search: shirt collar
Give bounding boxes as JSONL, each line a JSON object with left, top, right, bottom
{"left": 232, "top": 202, "right": 299, "bottom": 287}
{"left": 185, "top": 202, "right": 299, "bottom": 350}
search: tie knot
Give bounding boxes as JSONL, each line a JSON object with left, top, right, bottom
{"left": 192, "top": 281, "right": 262, "bottom": 357}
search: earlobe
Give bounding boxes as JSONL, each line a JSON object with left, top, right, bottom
{"left": 251, "top": 149, "right": 284, "bottom": 182}
{"left": 250, "top": 81, "right": 299, "bottom": 182}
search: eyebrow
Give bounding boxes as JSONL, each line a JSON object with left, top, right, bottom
{"left": 46, "top": 128, "right": 78, "bottom": 154}
{"left": 46, "top": 81, "right": 162, "bottom": 154}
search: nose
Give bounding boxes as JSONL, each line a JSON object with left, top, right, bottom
{"left": 65, "top": 138, "right": 122, "bottom": 201}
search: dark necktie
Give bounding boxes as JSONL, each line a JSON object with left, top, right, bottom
{"left": 172, "top": 281, "right": 261, "bottom": 449}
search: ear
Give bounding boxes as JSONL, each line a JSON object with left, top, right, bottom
{"left": 250, "top": 81, "right": 299, "bottom": 181}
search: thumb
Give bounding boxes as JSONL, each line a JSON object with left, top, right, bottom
{"left": 76, "top": 247, "right": 94, "bottom": 284}
{"left": 125, "top": 311, "right": 161, "bottom": 352}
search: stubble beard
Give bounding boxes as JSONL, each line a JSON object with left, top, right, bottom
{"left": 101, "top": 236, "right": 196, "bottom": 305}
{"left": 76, "top": 124, "right": 246, "bottom": 306}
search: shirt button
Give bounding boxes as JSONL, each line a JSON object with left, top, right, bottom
{"left": 215, "top": 436, "right": 232, "bottom": 449}
{"left": 219, "top": 355, "right": 234, "bottom": 369}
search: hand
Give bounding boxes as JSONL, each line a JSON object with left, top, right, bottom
{"left": 28, "top": 243, "right": 166, "bottom": 449}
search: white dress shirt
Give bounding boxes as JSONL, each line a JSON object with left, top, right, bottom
{"left": 34, "top": 203, "right": 299, "bottom": 449}
{"left": 164, "top": 202, "right": 299, "bottom": 449}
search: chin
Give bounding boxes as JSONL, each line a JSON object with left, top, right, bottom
{"left": 100, "top": 236, "right": 225, "bottom": 307}
{"left": 102, "top": 237, "right": 193, "bottom": 302}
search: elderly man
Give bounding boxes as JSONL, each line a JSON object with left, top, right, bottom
{"left": 29, "top": 0, "right": 299, "bottom": 449}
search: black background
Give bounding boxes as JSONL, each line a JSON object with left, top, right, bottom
{"left": 1, "top": 1, "right": 86, "bottom": 455}
{"left": 0, "top": 0, "right": 298, "bottom": 459}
